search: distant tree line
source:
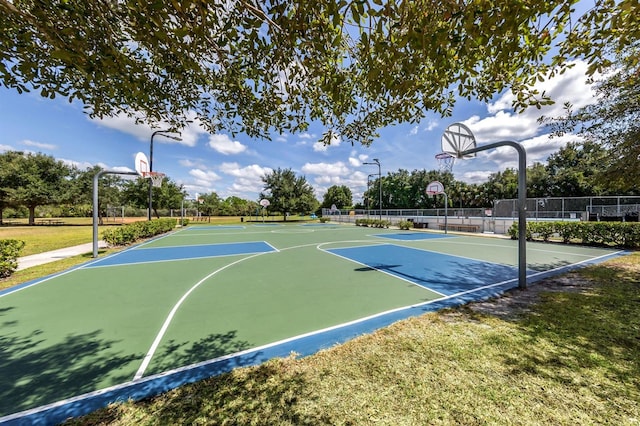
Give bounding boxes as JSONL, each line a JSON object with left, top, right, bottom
{"left": 2, "top": 134, "right": 637, "bottom": 225}
{"left": 360, "top": 140, "right": 638, "bottom": 211}
{"left": 0, "top": 151, "right": 254, "bottom": 225}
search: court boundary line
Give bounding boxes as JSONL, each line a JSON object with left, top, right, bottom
{"left": 0, "top": 249, "right": 627, "bottom": 426}
{"left": 85, "top": 241, "right": 279, "bottom": 269}
{"left": 432, "top": 238, "right": 614, "bottom": 258}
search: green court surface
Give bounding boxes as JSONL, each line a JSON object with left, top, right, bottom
{"left": 0, "top": 223, "right": 625, "bottom": 424}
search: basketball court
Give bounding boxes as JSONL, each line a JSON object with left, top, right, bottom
{"left": 0, "top": 223, "right": 626, "bottom": 425}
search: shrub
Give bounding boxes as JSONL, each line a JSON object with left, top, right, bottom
{"left": 355, "top": 218, "right": 390, "bottom": 228}
{"left": 102, "top": 218, "right": 177, "bottom": 246}
{"left": 0, "top": 239, "right": 26, "bottom": 278}
{"left": 398, "top": 220, "right": 413, "bottom": 230}
{"left": 319, "top": 217, "right": 331, "bottom": 223}
{"left": 509, "top": 221, "right": 640, "bottom": 248}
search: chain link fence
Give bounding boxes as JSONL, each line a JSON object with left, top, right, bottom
{"left": 323, "top": 196, "right": 640, "bottom": 234}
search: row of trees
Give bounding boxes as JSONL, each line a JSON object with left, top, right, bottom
{"left": 2, "top": 137, "right": 635, "bottom": 225}
{"left": 0, "top": 151, "right": 189, "bottom": 225}
{"left": 0, "top": 153, "right": 331, "bottom": 223}
{"left": 361, "top": 140, "right": 638, "bottom": 210}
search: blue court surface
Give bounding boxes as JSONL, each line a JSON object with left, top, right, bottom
{"left": 326, "top": 244, "right": 520, "bottom": 296}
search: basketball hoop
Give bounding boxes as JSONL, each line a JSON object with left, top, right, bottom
{"left": 426, "top": 180, "right": 445, "bottom": 196}
{"left": 435, "top": 152, "right": 455, "bottom": 173}
{"left": 142, "top": 171, "right": 165, "bottom": 188}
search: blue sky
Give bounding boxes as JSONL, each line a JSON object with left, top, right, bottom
{"left": 0, "top": 60, "right": 598, "bottom": 204}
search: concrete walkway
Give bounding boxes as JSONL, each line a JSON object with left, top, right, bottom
{"left": 17, "top": 241, "right": 107, "bottom": 271}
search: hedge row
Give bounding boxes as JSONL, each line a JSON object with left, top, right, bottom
{"left": 355, "top": 218, "right": 391, "bottom": 228}
{"left": 102, "top": 218, "right": 179, "bottom": 246}
{"left": 0, "top": 239, "right": 26, "bottom": 278}
{"left": 508, "top": 221, "right": 640, "bottom": 248}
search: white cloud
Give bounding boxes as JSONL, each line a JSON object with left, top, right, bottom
{"left": 312, "top": 132, "right": 341, "bottom": 152}
{"left": 208, "top": 134, "right": 247, "bottom": 155}
{"left": 464, "top": 59, "right": 599, "bottom": 144}
{"left": 92, "top": 112, "right": 203, "bottom": 147}
{"left": 348, "top": 157, "right": 361, "bottom": 167}
{"left": 458, "top": 170, "right": 494, "bottom": 183}
{"left": 0, "top": 144, "right": 16, "bottom": 152}
{"left": 57, "top": 158, "right": 137, "bottom": 176}
{"left": 463, "top": 111, "right": 536, "bottom": 142}
{"left": 219, "top": 162, "right": 272, "bottom": 179}
{"left": 179, "top": 159, "right": 200, "bottom": 167}
{"left": 409, "top": 126, "right": 419, "bottom": 136}
{"left": 424, "top": 119, "right": 439, "bottom": 132}
{"left": 218, "top": 163, "right": 273, "bottom": 198}
{"left": 312, "top": 170, "right": 369, "bottom": 200}
{"left": 60, "top": 158, "right": 94, "bottom": 170}
{"left": 488, "top": 60, "right": 598, "bottom": 117}
{"left": 189, "top": 168, "right": 221, "bottom": 187}
{"left": 22, "top": 139, "right": 57, "bottom": 150}
{"left": 301, "top": 161, "right": 350, "bottom": 176}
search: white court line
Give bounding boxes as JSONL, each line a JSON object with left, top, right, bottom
{"left": 133, "top": 250, "right": 272, "bottom": 380}
{"left": 432, "top": 239, "right": 613, "bottom": 257}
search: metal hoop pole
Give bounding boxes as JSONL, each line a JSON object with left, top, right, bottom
{"left": 462, "top": 141, "right": 527, "bottom": 289}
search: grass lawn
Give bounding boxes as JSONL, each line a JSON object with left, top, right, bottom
{"left": 63, "top": 252, "right": 639, "bottom": 425}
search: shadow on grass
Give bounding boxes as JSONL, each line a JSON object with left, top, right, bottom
{"left": 131, "top": 359, "right": 328, "bottom": 425}
{"left": 0, "top": 327, "right": 141, "bottom": 417}
{"left": 496, "top": 266, "right": 640, "bottom": 397}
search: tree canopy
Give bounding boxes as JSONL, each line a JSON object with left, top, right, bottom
{"left": 2, "top": 0, "right": 638, "bottom": 145}
{"left": 260, "top": 168, "right": 318, "bottom": 219}
{"left": 0, "top": 152, "right": 73, "bottom": 224}
{"left": 322, "top": 185, "right": 352, "bottom": 209}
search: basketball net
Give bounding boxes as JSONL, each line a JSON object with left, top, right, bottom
{"left": 143, "top": 171, "right": 165, "bottom": 188}
{"left": 435, "top": 152, "right": 455, "bottom": 173}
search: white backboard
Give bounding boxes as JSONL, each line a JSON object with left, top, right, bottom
{"left": 426, "top": 181, "right": 445, "bottom": 195}
{"left": 134, "top": 152, "right": 149, "bottom": 176}
{"left": 441, "top": 123, "right": 477, "bottom": 159}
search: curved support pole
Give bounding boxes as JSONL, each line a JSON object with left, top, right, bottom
{"left": 461, "top": 141, "right": 527, "bottom": 289}
{"left": 93, "top": 170, "right": 139, "bottom": 257}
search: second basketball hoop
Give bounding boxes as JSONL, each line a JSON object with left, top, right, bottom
{"left": 142, "top": 171, "right": 165, "bottom": 187}
{"left": 435, "top": 152, "right": 455, "bottom": 173}
{"left": 135, "top": 151, "right": 165, "bottom": 187}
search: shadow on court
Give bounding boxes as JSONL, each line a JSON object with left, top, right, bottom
{"left": 353, "top": 259, "right": 519, "bottom": 296}
{"left": 0, "top": 327, "right": 139, "bottom": 414}
{"left": 148, "top": 331, "right": 254, "bottom": 375}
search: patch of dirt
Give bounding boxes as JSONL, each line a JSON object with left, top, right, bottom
{"left": 462, "top": 272, "right": 597, "bottom": 321}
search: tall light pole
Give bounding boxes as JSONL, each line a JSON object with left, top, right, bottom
{"left": 363, "top": 158, "right": 381, "bottom": 220}
{"left": 367, "top": 173, "right": 377, "bottom": 217}
{"left": 148, "top": 129, "right": 181, "bottom": 220}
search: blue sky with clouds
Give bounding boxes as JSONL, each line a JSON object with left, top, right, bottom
{"left": 0, "top": 60, "right": 598, "bottom": 204}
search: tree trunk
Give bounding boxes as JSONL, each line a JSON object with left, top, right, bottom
{"left": 28, "top": 206, "right": 36, "bottom": 225}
